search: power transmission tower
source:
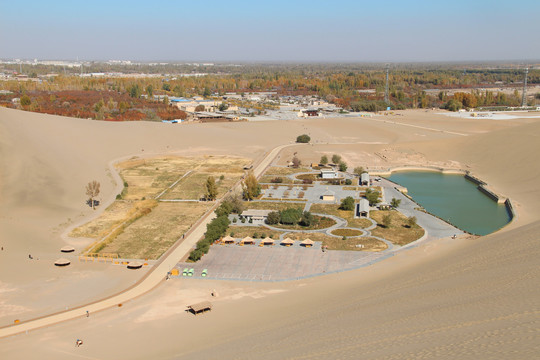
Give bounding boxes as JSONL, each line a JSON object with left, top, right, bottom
{"left": 384, "top": 64, "right": 390, "bottom": 105}
{"left": 521, "top": 67, "right": 529, "bottom": 107}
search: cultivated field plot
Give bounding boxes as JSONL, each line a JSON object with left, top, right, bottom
{"left": 116, "top": 156, "right": 200, "bottom": 200}
{"left": 370, "top": 210, "right": 425, "bottom": 246}
{"left": 162, "top": 157, "right": 247, "bottom": 200}
{"left": 69, "top": 201, "right": 135, "bottom": 239}
{"left": 310, "top": 204, "right": 372, "bottom": 229}
{"left": 69, "top": 200, "right": 157, "bottom": 239}
{"left": 100, "top": 202, "right": 212, "bottom": 259}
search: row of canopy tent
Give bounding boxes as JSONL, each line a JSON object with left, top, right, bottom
{"left": 221, "top": 235, "right": 315, "bottom": 247}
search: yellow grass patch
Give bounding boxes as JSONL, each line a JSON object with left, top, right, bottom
{"left": 227, "top": 226, "right": 283, "bottom": 239}
{"left": 99, "top": 202, "right": 211, "bottom": 259}
{"left": 310, "top": 204, "right": 372, "bottom": 229}
{"left": 263, "top": 166, "right": 310, "bottom": 176}
{"left": 370, "top": 210, "right": 425, "bottom": 246}
{"left": 70, "top": 200, "right": 157, "bottom": 239}
{"left": 286, "top": 233, "right": 387, "bottom": 252}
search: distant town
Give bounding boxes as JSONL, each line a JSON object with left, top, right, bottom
{"left": 1, "top": 59, "right": 539, "bottom": 122}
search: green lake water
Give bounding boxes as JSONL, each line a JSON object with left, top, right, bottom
{"left": 386, "top": 171, "right": 511, "bottom": 235}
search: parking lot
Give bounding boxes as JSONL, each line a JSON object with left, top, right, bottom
{"left": 174, "top": 241, "right": 391, "bottom": 282}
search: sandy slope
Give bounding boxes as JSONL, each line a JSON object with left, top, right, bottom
{"left": 0, "top": 107, "right": 539, "bottom": 359}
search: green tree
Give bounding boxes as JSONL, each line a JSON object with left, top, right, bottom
{"left": 299, "top": 211, "right": 315, "bottom": 227}
{"left": 242, "top": 172, "right": 261, "bottom": 200}
{"left": 203, "top": 87, "right": 211, "bottom": 97}
{"left": 218, "top": 102, "right": 228, "bottom": 111}
{"left": 20, "top": 95, "right": 31, "bottom": 106}
{"left": 296, "top": 134, "right": 311, "bottom": 143}
{"left": 320, "top": 155, "right": 328, "bottom": 165}
{"left": 390, "top": 198, "right": 401, "bottom": 208}
{"left": 146, "top": 84, "right": 153, "bottom": 98}
{"left": 280, "top": 208, "right": 302, "bottom": 225}
{"left": 339, "top": 162, "right": 347, "bottom": 172}
{"left": 162, "top": 83, "right": 171, "bottom": 91}
{"left": 382, "top": 213, "right": 392, "bottom": 228}
{"left": 266, "top": 211, "right": 280, "bottom": 225}
{"left": 205, "top": 176, "right": 218, "bottom": 200}
{"left": 353, "top": 166, "right": 365, "bottom": 176}
{"left": 365, "top": 188, "right": 381, "bottom": 206}
{"left": 129, "top": 84, "right": 142, "bottom": 98}
{"left": 340, "top": 196, "right": 355, "bottom": 211}
{"left": 85, "top": 180, "right": 100, "bottom": 210}
{"left": 407, "top": 216, "right": 417, "bottom": 228}
{"left": 332, "top": 154, "right": 342, "bottom": 164}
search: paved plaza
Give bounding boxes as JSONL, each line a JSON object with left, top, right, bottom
{"left": 175, "top": 241, "right": 391, "bottom": 282}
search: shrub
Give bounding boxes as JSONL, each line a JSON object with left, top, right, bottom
{"left": 340, "top": 196, "right": 355, "bottom": 211}
{"left": 296, "top": 134, "right": 311, "bottom": 143}
{"left": 233, "top": 217, "right": 237, "bottom": 223}
{"left": 241, "top": 217, "right": 246, "bottom": 223}
{"left": 303, "top": 179, "right": 313, "bottom": 184}
{"left": 299, "top": 211, "right": 315, "bottom": 227}
{"left": 253, "top": 232, "right": 259, "bottom": 238}
{"left": 280, "top": 208, "right": 302, "bottom": 225}
{"left": 266, "top": 211, "right": 280, "bottom": 225}
{"left": 271, "top": 177, "right": 283, "bottom": 183}
{"left": 261, "top": 233, "right": 266, "bottom": 238}
{"left": 345, "top": 179, "right": 352, "bottom": 185}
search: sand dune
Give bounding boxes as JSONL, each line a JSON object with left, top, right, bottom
{"left": 0, "top": 107, "right": 539, "bottom": 359}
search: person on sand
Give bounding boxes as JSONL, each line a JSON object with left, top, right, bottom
{"left": 76, "top": 339, "right": 83, "bottom": 347}
{"left": 28, "top": 254, "right": 33, "bottom": 259}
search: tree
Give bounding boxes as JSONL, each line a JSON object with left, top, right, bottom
{"left": 86, "top": 180, "right": 100, "bottom": 210}
{"left": 280, "top": 208, "right": 302, "bottom": 225}
{"left": 365, "top": 188, "right": 381, "bottom": 206}
{"left": 266, "top": 211, "right": 280, "bottom": 225}
{"left": 353, "top": 166, "right": 365, "bottom": 176}
{"left": 195, "top": 104, "right": 205, "bottom": 112}
{"left": 340, "top": 196, "right": 355, "bottom": 211}
{"left": 203, "top": 87, "right": 211, "bottom": 97}
{"left": 407, "top": 216, "right": 417, "bottom": 228}
{"left": 382, "top": 213, "right": 392, "bottom": 228}
{"left": 292, "top": 156, "right": 301, "bottom": 168}
{"left": 146, "top": 85, "right": 153, "bottom": 98}
{"left": 391, "top": 198, "right": 401, "bottom": 208}
{"left": 296, "top": 134, "right": 311, "bottom": 143}
{"left": 332, "top": 154, "right": 342, "bottom": 164}
{"left": 299, "top": 211, "right": 315, "bottom": 227}
{"left": 205, "top": 176, "right": 218, "bottom": 200}
{"left": 242, "top": 172, "right": 261, "bottom": 200}
{"left": 339, "top": 162, "right": 347, "bottom": 172}
{"left": 218, "top": 102, "right": 228, "bottom": 111}
{"left": 162, "top": 83, "right": 171, "bottom": 91}
{"left": 129, "top": 84, "right": 142, "bottom": 98}
{"left": 320, "top": 155, "right": 328, "bottom": 165}
{"left": 20, "top": 95, "right": 31, "bottom": 106}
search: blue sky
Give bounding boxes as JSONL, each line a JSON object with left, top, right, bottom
{"left": 1, "top": 0, "right": 539, "bottom": 62}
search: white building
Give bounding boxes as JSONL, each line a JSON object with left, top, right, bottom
{"left": 321, "top": 169, "right": 338, "bottom": 179}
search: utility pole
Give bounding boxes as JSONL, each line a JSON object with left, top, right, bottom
{"left": 384, "top": 64, "right": 390, "bottom": 105}
{"left": 521, "top": 67, "right": 529, "bottom": 108}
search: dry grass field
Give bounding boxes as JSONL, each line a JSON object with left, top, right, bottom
{"left": 286, "top": 232, "right": 387, "bottom": 251}
{"left": 226, "top": 226, "right": 283, "bottom": 239}
{"left": 263, "top": 166, "right": 310, "bottom": 176}
{"left": 99, "top": 202, "right": 211, "bottom": 259}
{"left": 370, "top": 210, "right": 425, "bottom": 246}
{"left": 310, "top": 203, "right": 373, "bottom": 228}
{"left": 242, "top": 201, "right": 304, "bottom": 212}
{"left": 331, "top": 228, "right": 363, "bottom": 237}
{"left": 69, "top": 200, "right": 135, "bottom": 239}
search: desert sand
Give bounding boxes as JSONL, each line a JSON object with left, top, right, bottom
{"left": 0, "top": 107, "right": 539, "bottom": 359}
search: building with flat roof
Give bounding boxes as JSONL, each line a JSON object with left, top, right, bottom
{"left": 241, "top": 209, "right": 272, "bottom": 222}
{"left": 356, "top": 198, "right": 370, "bottom": 218}
{"left": 321, "top": 169, "right": 338, "bottom": 179}
{"left": 360, "top": 172, "right": 370, "bottom": 186}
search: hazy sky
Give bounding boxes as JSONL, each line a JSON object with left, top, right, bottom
{"left": 1, "top": 0, "right": 539, "bottom": 62}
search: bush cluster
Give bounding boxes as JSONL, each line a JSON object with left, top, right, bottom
{"left": 266, "top": 208, "right": 316, "bottom": 227}
{"left": 188, "top": 215, "right": 230, "bottom": 261}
